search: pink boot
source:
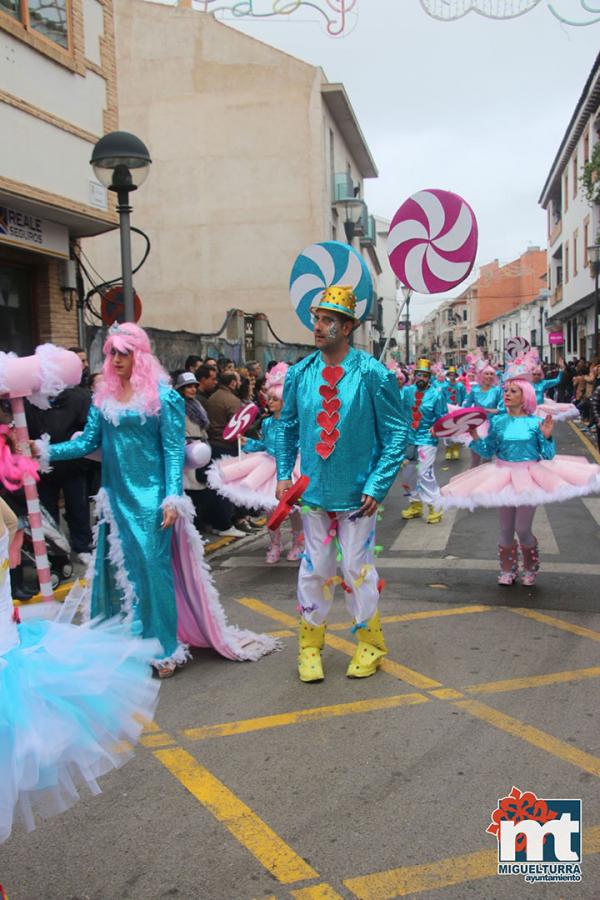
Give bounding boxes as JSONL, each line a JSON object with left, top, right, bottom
{"left": 497, "top": 542, "right": 518, "bottom": 586}
{"left": 520, "top": 539, "right": 539, "bottom": 586}
{"left": 266, "top": 531, "right": 282, "bottom": 564}
{"left": 286, "top": 532, "right": 304, "bottom": 562}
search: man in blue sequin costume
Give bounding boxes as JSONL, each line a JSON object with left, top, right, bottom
{"left": 276, "top": 286, "right": 404, "bottom": 682}
{"left": 398, "top": 358, "right": 448, "bottom": 524}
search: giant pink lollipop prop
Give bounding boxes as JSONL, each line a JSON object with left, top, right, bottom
{"left": 387, "top": 189, "right": 478, "bottom": 294}
{"left": 0, "top": 345, "right": 82, "bottom": 600}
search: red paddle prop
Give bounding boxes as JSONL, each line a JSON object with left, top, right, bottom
{"left": 267, "top": 475, "right": 310, "bottom": 531}
{"left": 432, "top": 406, "right": 488, "bottom": 439}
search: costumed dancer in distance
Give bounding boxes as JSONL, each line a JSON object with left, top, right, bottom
{"left": 439, "top": 365, "right": 466, "bottom": 461}
{"left": 207, "top": 362, "right": 303, "bottom": 564}
{"left": 398, "top": 358, "right": 448, "bottom": 524}
{"left": 531, "top": 356, "right": 577, "bottom": 421}
{"left": 462, "top": 357, "right": 502, "bottom": 467}
{"left": 441, "top": 359, "right": 600, "bottom": 586}
{"left": 0, "top": 447, "right": 160, "bottom": 845}
{"left": 276, "top": 286, "right": 404, "bottom": 681}
{"left": 34, "top": 324, "right": 278, "bottom": 678}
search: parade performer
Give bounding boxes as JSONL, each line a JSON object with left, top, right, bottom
{"left": 439, "top": 365, "right": 466, "bottom": 460}
{"left": 441, "top": 359, "right": 600, "bottom": 586}
{"left": 0, "top": 457, "right": 160, "bottom": 845}
{"left": 398, "top": 358, "right": 448, "bottom": 524}
{"left": 531, "top": 359, "right": 577, "bottom": 421}
{"left": 34, "top": 324, "right": 278, "bottom": 678}
{"left": 276, "top": 286, "right": 404, "bottom": 681}
{"left": 462, "top": 359, "right": 502, "bottom": 467}
{"left": 208, "top": 362, "right": 303, "bottom": 564}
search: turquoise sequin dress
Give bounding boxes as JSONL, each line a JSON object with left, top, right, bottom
{"left": 46, "top": 385, "right": 187, "bottom": 666}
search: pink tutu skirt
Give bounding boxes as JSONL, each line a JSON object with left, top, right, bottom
{"left": 441, "top": 454, "right": 600, "bottom": 510}
{"left": 535, "top": 397, "right": 578, "bottom": 422}
{"left": 207, "top": 452, "right": 301, "bottom": 510}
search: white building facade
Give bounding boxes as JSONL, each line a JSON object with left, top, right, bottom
{"left": 539, "top": 51, "right": 600, "bottom": 361}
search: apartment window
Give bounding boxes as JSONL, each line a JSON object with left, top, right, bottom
{"left": 573, "top": 230, "right": 578, "bottom": 276}
{"left": 584, "top": 219, "right": 589, "bottom": 266}
{"left": 563, "top": 173, "right": 568, "bottom": 212}
{"left": 572, "top": 155, "right": 577, "bottom": 199}
{"left": 463, "top": 308, "right": 467, "bottom": 321}
{"left": 584, "top": 130, "right": 590, "bottom": 162}
{"left": 0, "top": 0, "right": 69, "bottom": 49}
{"left": 564, "top": 244, "right": 569, "bottom": 283}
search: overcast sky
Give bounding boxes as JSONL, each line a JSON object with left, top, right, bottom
{"left": 159, "top": 1, "right": 599, "bottom": 322}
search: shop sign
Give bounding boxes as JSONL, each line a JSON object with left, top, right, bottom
{"left": 548, "top": 331, "right": 564, "bottom": 346}
{"left": 0, "top": 205, "right": 69, "bottom": 258}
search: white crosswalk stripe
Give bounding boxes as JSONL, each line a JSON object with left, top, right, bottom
{"left": 389, "top": 508, "right": 457, "bottom": 552}
{"left": 582, "top": 498, "right": 600, "bottom": 527}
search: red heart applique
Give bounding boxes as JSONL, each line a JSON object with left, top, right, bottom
{"left": 322, "top": 397, "right": 341, "bottom": 415}
{"left": 411, "top": 419, "right": 421, "bottom": 429}
{"left": 319, "top": 384, "right": 337, "bottom": 402}
{"left": 316, "top": 442, "right": 335, "bottom": 460}
{"left": 316, "top": 410, "right": 340, "bottom": 433}
{"left": 322, "top": 365, "right": 344, "bottom": 388}
{"left": 320, "top": 429, "right": 340, "bottom": 446}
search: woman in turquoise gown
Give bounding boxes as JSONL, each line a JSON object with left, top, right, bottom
{"left": 36, "top": 324, "right": 277, "bottom": 676}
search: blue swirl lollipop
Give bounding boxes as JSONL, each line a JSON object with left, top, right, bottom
{"left": 289, "top": 241, "right": 373, "bottom": 330}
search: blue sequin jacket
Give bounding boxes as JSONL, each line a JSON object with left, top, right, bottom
{"left": 276, "top": 348, "right": 404, "bottom": 510}
{"left": 397, "top": 383, "right": 448, "bottom": 448}
{"left": 470, "top": 413, "right": 556, "bottom": 462}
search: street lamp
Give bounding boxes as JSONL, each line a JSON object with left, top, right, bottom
{"left": 333, "top": 197, "right": 366, "bottom": 244}
{"left": 90, "top": 131, "right": 152, "bottom": 322}
{"left": 587, "top": 242, "right": 600, "bottom": 356}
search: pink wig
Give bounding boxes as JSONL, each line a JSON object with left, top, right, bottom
{"left": 476, "top": 363, "right": 498, "bottom": 387}
{"left": 94, "top": 323, "right": 168, "bottom": 417}
{"left": 505, "top": 378, "right": 536, "bottom": 414}
{"left": 265, "top": 362, "right": 289, "bottom": 400}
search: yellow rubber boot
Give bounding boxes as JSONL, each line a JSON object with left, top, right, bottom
{"left": 427, "top": 505, "right": 443, "bottom": 524}
{"left": 452, "top": 444, "right": 460, "bottom": 460}
{"left": 401, "top": 500, "right": 423, "bottom": 520}
{"left": 298, "top": 618, "right": 325, "bottom": 682}
{"left": 444, "top": 448, "right": 452, "bottom": 461}
{"left": 346, "top": 610, "right": 387, "bottom": 678}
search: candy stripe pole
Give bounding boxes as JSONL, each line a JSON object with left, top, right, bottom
{"left": 11, "top": 397, "right": 54, "bottom": 599}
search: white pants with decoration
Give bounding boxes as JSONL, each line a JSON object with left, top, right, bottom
{"left": 297, "top": 509, "right": 380, "bottom": 627}
{"left": 401, "top": 444, "right": 441, "bottom": 507}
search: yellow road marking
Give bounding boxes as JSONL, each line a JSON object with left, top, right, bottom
{"left": 182, "top": 694, "right": 429, "bottom": 741}
{"left": 454, "top": 699, "right": 600, "bottom": 777}
{"left": 269, "top": 629, "right": 296, "bottom": 638}
{"left": 429, "top": 688, "right": 464, "bottom": 700}
{"left": 134, "top": 714, "right": 161, "bottom": 733}
{"left": 465, "top": 665, "right": 600, "bottom": 695}
{"left": 345, "top": 825, "right": 600, "bottom": 898}
{"left": 139, "top": 733, "right": 177, "bottom": 748}
{"left": 205, "top": 535, "right": 237, "bottom": 554}
{"left": 569, "top": 419, "right": 600, "bottom": 463}
{"left": 509, "top": 607, "right": 600, "bottom": 642}
{"left": 13, "top": 579, "right": 77, "bottom": 606}
{"left": 291, "top": 885, "right": 345, "bottom": 899}
{"left": 326, "top": 604, "right": 493, "bottom": 632}
{"left": 237, "top": 598, "right": 443, "bottom": 690}
{"left": 154, "top": 747, "right": 318, "bottom": 884}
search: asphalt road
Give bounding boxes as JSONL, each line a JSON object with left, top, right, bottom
{"left": 1, "top": 421, "right": 599, "bottom": 900}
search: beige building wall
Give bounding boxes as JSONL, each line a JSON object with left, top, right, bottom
{"left": 85, "top": 0, "right": 379, "bottom": 349}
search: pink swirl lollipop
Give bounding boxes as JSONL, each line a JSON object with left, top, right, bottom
{"left": 223, "top": 403, "right": 259, "bottom": 442}
{"left": 387, "top": 189, "right": 478, "bottom": 294}
{"left": 433, "top": 407, "right": 488, "bottom": 439}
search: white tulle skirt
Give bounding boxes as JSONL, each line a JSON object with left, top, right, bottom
{"left": 441, "top": 454, "right": 600, "bottom": 511}
{"left": 0, "top": 617, "right": 160, "bottom": 843}
{"left": 207, "top": 451, "right": 301, "bottom": 510}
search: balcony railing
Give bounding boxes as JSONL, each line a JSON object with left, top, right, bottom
{"left": 333, "top": 171, "right": 355, "bottom": 202}
{"left": 360, "top": 214, "right": 377, "bottom": 247}
{"left": 550, "top": 284, "right": 563, "bottom": 306}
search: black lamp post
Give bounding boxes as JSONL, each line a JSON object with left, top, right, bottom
{"left": 587, "top": 242, "right": 600, "bottom": 356}
{"left": 90, "top": 131, "right": 152, "bottom": 322}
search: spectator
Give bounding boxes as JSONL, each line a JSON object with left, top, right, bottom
{"left": 185, "top": 354, "right": 203, "bottom": 374}
{"left": 246, "top": 360, "right": 262, "bottom": 380}
{"left": 196, "top": 364, "right": 218, "bottom": 407}
{"left": 68, "top": 346, "right": 90, "bottom": 388}
{"left": 175, "top": 372, "right": 210, "bottom": 532}
{"left": 590, "top": 380, "right": 600, "bottom": 453}
{"left": 217, "top": 357, "right": 235, "bottom": 376}
{"left": 204, "top": 357, "right": 217, "bottom": 371}
{"left": 25, "top": 384, "right": 93, "bottom": 555}
{"left": 86, "top": 373, "right": 103, "bottom": 498}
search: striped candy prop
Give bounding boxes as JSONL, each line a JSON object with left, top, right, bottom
{"left": 387, "top": 189, "right": 478, "bottom": 294}
{"left": 289, "top": 241, "right": 372, "bottom": 330}
{"left": 0, "top": 346, "right": 82, "bottom": 602}
{"left": 505, "top": 336, "right": 530, "bottom": 360}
